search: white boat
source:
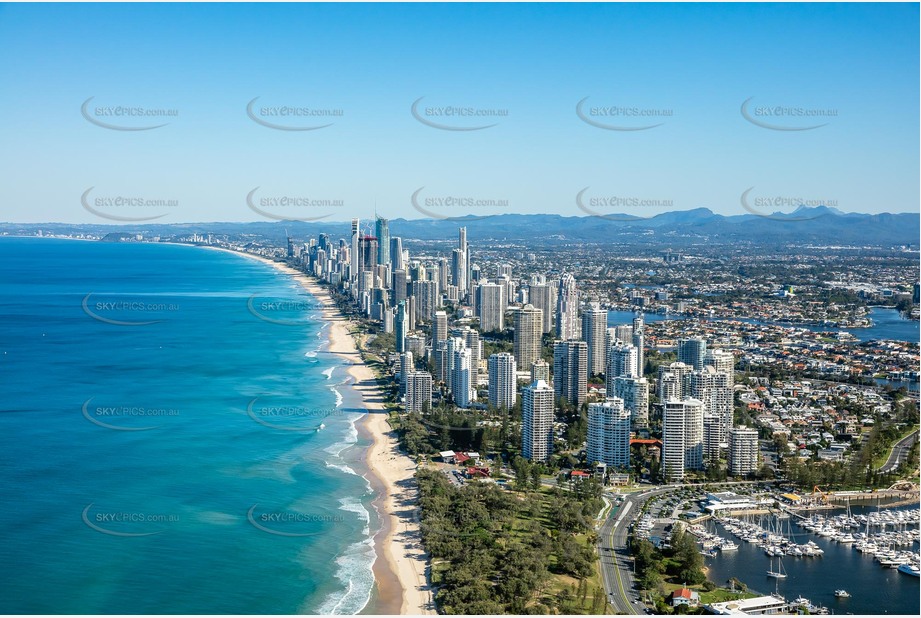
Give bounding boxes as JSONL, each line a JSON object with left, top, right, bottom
{"left": 834, "top": 590, "right": 851, "bottom": 598}
{"left": 720, "top": 540, "right": 739, "bottom": 551}
{"left": 897, "top": 564, "right": 920, "bottom": 577}
{"left": 316, "top": 423, "right": 326, "bottom": 431}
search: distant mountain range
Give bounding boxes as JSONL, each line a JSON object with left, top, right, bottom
{"left": 2, "top": 207, "right": 918, "bottom": 247}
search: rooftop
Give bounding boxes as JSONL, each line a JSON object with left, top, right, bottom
{"left": 705, "top": 595, "right": 788, "bottom": 615}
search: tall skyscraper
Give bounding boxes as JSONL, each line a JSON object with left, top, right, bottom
{"left": 587, "top": 398, "right": 631, "bottom": 468}
{"left": 458, "top": 326, "right": 481, "bottom": 367}
{"left": 556, "top": 274, "right": 579, "bottom": 340}
{"left": 360, "top": 235, "right": 378, "bottom": 273}
{"left": 678, "top": 337, "right": 707, "bottom": 370}
{"left": 662, "top": 398, "right": 704, "bottom": 481}
{"left": 690, "top": 366, "right": 733, "bottom": 457}
{"left": 607, "top": 343, "right": 639, "bottom": 380}
{"left": 488, "top": 353, "right": 517, "bottom": 411}
{"left": 451, "top": 248, "right": 466, "bottom": 296}
{"left": 394, "top": 301, "right": 407, "bottom": 353}
{"left": 632, "top": 313, "right": 645, "bottom": 376}
{"left": 433, "top": 311, "right": 448, "bottom": 345}
{"left": 445, "top": 336, "right": 463, "bottom": 380}
{"left": 453, "top": 227, "right": 470, "bottom": 297}
{"left": 522, "top": 379, "right": 554, "bottom": 462}
{"left": 350, "top": 218, "right": 360, "bottom": 280}
{"left": 513, "top": 304, "right": 543, "bottom": 371}
{"left": 405, "top": 296, "right": 416, "bottom": 331}
{"left": 399, "top": 351, "right": 414, "bottom": 396}
{"left": 501, "top": 276, "right": 516, "bottom": 310}
{"left": 729, "top": 427, "right": 759, "bottom": 476}
{"left": 528, "top": 283, "right": 555, "bottom": 334}
{"left": 553, "top": 340, "right": 588, "bottom": 408}
{"left": 432, "top": 340, "right": 448, "bottom": 383}
{"left": 611, "top": 376, "right": 649, "bottom": 429}
{"left": 582, "top": 304, "right": 608, "bottom": 375}
{"left": 412, "top": 280, "right": 440, "bottom": 323}
{"left": 405, "top": 371, "right": 433, "bottom": 413}
{"left": 477, "top": 282, "right": 505, "bottom": 332}
{"left": 390, "top": 237, "right": 404, "bottom": 271}
{"left": 703, "top": 413, "right": 722, "bottom": 462}
{"left": 451, "top": 347, "right": 474, "bottom": 408}
{"left": 437, "top": 256, "right": 449, "bottom": 291}
{"left": 375, "top": 216, "right": 390, "bottom": 267}
{"left": 391, "top": 269, "right": 407, "bottom": 307}
{"left": 383, "top": 307, "right": 394, "bottom": 333}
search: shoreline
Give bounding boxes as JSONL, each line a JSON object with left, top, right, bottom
{"left": 199, "top": 246, "right": 433, "bottom": 615}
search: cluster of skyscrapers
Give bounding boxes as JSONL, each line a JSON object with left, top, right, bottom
{"left": 657, "top": 339, "right": 755, "bottom": 480}
{"left": 295, "top": 221, "right": 757, "bottom": 481}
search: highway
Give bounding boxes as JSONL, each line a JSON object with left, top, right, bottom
{"left": 595, "top": 480, "right": 765, "bottom": 614}
{"left": 878, "top": 429, "right": 919, "bottom": 473}
{"left": 597, "top": 487, "right": 672, "bottom": 614}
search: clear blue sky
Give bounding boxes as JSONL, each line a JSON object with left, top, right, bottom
{"left": 0, "top": 2, "right": 917, "bottom": 224}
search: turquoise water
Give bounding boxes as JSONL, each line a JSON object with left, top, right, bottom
{"left": 0, "top": 238, "right": 376, "bottom": 614}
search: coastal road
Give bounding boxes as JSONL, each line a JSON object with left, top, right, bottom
{"left": 878, "top": 429, "right": 918, "bottom": 473}
{"left": 597, "top": 487, "right": 672, "bottom": 614}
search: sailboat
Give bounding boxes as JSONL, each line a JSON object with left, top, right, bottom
{"left": 767, "top": 555, "right": 788, "bottom": 579}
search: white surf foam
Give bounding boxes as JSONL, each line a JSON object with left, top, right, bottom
{"left": 323, "top": 415, "right": 358, "bottom": 457}
{"left": 329, "top": 385, "right": 344, "bottom": 408}
{"left": 325, "top": 461, "right": 358, "bottom": 476}
{"left": 338, "top": 495, "right": 371, "bottom": 536}
{"left": 310, "top": 536, "right": 376, "bottom": 615}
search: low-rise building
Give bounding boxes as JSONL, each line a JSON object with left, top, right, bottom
{"left": 705, "top": 595, "right": 789, "bottom": 615}
{"left": 669, "top": 588, "right": 700, "bottom": 607}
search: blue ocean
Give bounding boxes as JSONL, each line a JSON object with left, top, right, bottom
{"left": 0, "top": 238, "right": 377, "bottom": 614}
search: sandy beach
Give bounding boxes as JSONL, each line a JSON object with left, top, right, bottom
{"left": 202, "top": 246, "right": 433, "bottom": 615}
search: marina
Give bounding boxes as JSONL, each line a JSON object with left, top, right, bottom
{"left": 698, "top": 504, "right": 920, "bottom": 615}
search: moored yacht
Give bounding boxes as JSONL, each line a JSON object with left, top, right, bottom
{"left": 897, "top": 563, "right": 920, "bottom": 577}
